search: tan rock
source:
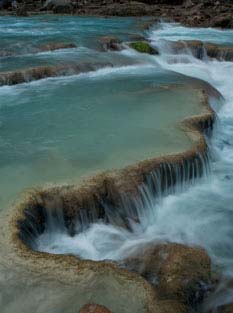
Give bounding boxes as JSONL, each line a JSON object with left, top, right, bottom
{"left": 124, "top": 243, "right": 212, "bottom": 305}
{"left": 170, "top": 40, "right": 233, "bottom": 61}
{"left": 99, "top": 36, "right": 122, "bottom": 51}
{"left": 79, "top": 304, "right": 111, "bottom": 313}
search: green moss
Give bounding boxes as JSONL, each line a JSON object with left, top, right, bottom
{"left": 129, "top": 41, "right": 158, "bottom": 55}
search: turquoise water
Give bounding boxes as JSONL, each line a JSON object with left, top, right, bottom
{"left": 0, "top": 16, "right": 145, "bottom": 72}
{"left": 0, "top": 16, "right": 208, "bottom": 210}
{"left": 0, "top": 15, "right": 143, "bottom": 49}
{"left": 1, "top": 16, "right": 233, "bottom": 313}
{"left": 0, "top": 66, "right": 204, "bottom": 210}
{"left": 32, "top": 21, "right": 233, "bottom": 312}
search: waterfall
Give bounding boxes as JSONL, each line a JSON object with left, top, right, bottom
{"left": 24, "top": 22, "right": 233, "bottom": 309}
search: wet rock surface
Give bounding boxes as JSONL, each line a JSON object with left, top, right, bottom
{"left": 10, "top": 88, "right": 216, "bottom": 313}
{"left": 169, "top": 40, "right": 233, "bottom": 61}
{"left": 99, "top": 36, "right": 122, "bottom": 51}
{"left": 79, "top": 304, "right": 112, "bottom": 313}
{"left": 0, "top": 42, "right": 77, "bottom": 57}
{"left": 14, "top": 189, "right": 215, "bottom": 313}
{"left": 0, "top": 62, "right": 112, "bottom": 86}
{"left": 124, "top": 243, "right": 212, "bottom": 306}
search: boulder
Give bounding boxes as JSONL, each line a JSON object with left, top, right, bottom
{"left": 99, "top": 36, "right": 122, "bottom": 51}
{"left": 79, "top": 304, "right": 111, "bottom": 313}
{"left": 129, "top": 41, "right": 159, "bottom": 55}
{"left": 124, "top": 243, "right": 212, "bottom": 305}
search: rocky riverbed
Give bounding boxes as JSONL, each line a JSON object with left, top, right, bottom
{"left": 0, "top": 0, "right": 233, "bottom": 28}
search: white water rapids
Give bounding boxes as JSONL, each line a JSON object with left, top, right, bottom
{"left": 36, "top": 23, "right": 233, "bottom": 308}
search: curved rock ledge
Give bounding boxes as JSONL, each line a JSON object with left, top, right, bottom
{"left": 0, "top": 42, "right": 77, "bottom": 58}
{"left": 0, "top": 62, "right": 113, "bottom": 86}
{"left": 167, "top": 40, "right": 233, "bottom": 62}
{"left": 79, "top": 304, "right": 112, "bottom": 313}
{"left": 8, "top": 87, "right": 218, "bottom": 312}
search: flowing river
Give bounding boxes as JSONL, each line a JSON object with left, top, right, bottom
{"left": 0, "top": 16, "right": 233, "bottom": 312}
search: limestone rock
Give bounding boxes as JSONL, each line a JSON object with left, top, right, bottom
{"left": 0, "top": 62, "right": 113, "bottom": 86}
{"left": 170, "top": 40, "right": 233, "bottom": 61}
{"left": 124, "top": 243, "right": 212, "bottom": 305}
{"left": 79, "top": 304, "right": 111, "bottom": 313}
{"left": 99, "top": 36, "right": 122, "bottom": 51}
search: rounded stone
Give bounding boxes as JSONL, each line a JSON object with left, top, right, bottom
{"left": 124, "top": 243, "right": 212, "bottom": 305}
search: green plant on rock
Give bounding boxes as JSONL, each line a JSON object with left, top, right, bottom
{"left": 129, "top": 41, "right": 158, "bottom": 55}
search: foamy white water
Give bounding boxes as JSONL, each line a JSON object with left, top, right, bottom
{"left": 36, "top": 23, "right": 233, "bottom": 308}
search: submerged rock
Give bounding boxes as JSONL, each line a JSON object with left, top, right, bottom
{"left": 79, "top": 304, "right": 111, "bottom": 313}
{"left": 0, "top": 42, "right": 76, "bottom": 58}
{"left": 0, "top": 49, "right": 12, "bottom": 57}
{"left": 124, "top": 243, "right": 212, "bottom": 305}
{"left": 38, "top": 42, "right": 77, "bottom": 52}
{"left": 129, "top": 41, "right": 158, "bottom": 55}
